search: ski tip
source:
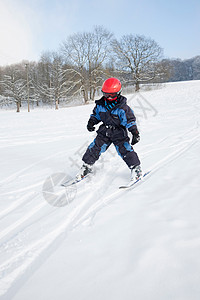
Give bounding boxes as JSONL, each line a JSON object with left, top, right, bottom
{"left": 119, "top": 186, "right": 127, "bottom": 189}
{"left": 61, "top": 180, "right": 77, "bottom": 187}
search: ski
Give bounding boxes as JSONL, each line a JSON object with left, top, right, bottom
{"left": 119, "top": 170, "right": 151, "bottom": 189}
{"left": 61, "top": 174, "right": 90, "bottom": 187}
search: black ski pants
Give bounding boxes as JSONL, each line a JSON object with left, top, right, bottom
{"left": 82, "top": 125, "right": 140, "bottom": 168}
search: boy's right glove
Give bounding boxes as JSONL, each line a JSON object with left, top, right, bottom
{"left": 130, "top": 128, "right": 140, "bottom": 145}
{"left": 87, "top": 119, "right": 95, "bottom": 132}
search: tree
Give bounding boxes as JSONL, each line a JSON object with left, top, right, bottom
{"left": 0, "top": 67, "right": 3, "bottom": 95}
{"left": 0, "top": 66, "right": 27, "bottom": 112}
{"left": 112, "top": 34, "right": 163, "bottom": 91}
{"left": 166, "top": 59, "right": 189, "bottom": 82}
{"left": 37, "top": 52, "right": 54, "bottom": 106}
{"left": 192, "top": 56, "right": 200, "bottom": 80}
{"left": 165, "top": 56, "right": 200, "bottom": 82}
{"left": 51, "top": 53, "right": 69, "bottom": 109}
{"left": 153, "top": 59, "right": 173, "bottom": 83}
{"left": 61, "top": 26, "right": 113, "bottom": 103}
{"left": 27, "top": 61, "right": 41, "bottom": 107}
{"left": 36, "top": 52, "right": 68, "bottom": 109}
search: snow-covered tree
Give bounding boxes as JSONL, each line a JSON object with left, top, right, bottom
{"left": 192, "top": 56, "right": 200, "bottom": 80}
{"left": 36, "top": 52, "right": 68, "bottom": 109}
{"left": 61, "top": 26, "right": 113, "bottom": 103}
{"left": 112, "top": 34, "right": 163, "bottom": 91}
{"left": 50, "top": 53, "right": 68, "bottom": 109}
{"left": 0, "top": 66, "right": 27, "bottom": 112}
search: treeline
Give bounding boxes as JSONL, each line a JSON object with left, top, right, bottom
{"left": 165, "top": 56, "right": 200, "bottom": 82}
{"left": 0, "top": 26, "right": 193, "bottom": 112}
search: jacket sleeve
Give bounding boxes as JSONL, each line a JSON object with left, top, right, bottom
{"left": 89, "top": 105, "right": 101, "bottom": 125}
{"left": 119, "top": 105, "right": 138, "bottom": 132}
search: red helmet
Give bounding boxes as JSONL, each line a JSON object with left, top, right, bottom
{"left": 102, "top": 77, "right": 122, "bottom": 94}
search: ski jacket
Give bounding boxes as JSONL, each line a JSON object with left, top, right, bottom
{"left": 89, "top": 95, "right": 137, "bottom": 133}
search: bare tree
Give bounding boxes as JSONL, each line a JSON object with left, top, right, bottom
{"left": 36, "top": 52, "right": 69, "bottom": 109}
{"left": 51, "top": 53, "right": 68, "bottom": 109}
{"left": 27, "top": 62, "right": 41, "bottom": 107}
{"left": 0, "top": 67, "right": 3, "bottom": 95}
{"left": 112, "top": 34, "right": 163, "bottom": 91}
{"left": 153, "top": 59, "right": 173, "bottom": 83}
{"left": 0, "top": 66, "right": 27, "bottom": 112}
{"left": 61, "top": 26, "right": 113, "bottom": 103}
{"left": 36, "top": 52, "right": 54, "bottom": 106}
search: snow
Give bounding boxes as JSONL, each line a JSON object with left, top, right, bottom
{"left": 0, "top": 80, "right": 200, "bottom": 300}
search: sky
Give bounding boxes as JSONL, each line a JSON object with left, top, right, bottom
{"left": 0, "top": 0, "right": 200, "bottom": 66}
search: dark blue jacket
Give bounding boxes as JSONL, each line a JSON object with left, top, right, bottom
{"left": 89, "top": 95, "right": 137, "bottom": 134}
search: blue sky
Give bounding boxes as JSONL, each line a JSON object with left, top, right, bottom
{"left": 0, "top": 0, "right": 200, "bottom": 65}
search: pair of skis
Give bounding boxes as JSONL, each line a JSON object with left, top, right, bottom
{"left": 61, "top": 170, "right": 151, "bottom": 190}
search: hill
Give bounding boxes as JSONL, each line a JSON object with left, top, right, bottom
{"left": 0, "top": 80, "right": 200, "bottom": 300}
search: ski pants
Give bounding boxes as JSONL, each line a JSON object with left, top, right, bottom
{"left": 82, "top": 126, "right": 140, "bottom": 168}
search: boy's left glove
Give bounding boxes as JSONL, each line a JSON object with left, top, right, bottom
{"left": 130, "top": 128, "right": 140, "bottom": 145}
{"left": 87, "top": 119, "right": 96, "bottom": 132}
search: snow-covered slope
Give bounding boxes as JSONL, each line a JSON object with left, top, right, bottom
{"left": 0, "top": 81, "right": 200, "bottom": 300}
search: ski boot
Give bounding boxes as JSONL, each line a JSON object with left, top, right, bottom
{"left": 76, "top": 163, "right": 93, "bottom": 181}
{"left": 130, "top": 165, "right": 142, "bottom": 181}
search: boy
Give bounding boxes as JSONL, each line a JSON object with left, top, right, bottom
{"left": 76, "top": 77, "right": 142, "bottom": 181}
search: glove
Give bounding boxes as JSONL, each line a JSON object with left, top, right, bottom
{"left": 87, "top": 119, "right": 95, "bottom": 132}
{"left": 130, "top": 128, "right": 140, "bottom": 145}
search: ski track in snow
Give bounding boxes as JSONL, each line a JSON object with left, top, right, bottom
{"left": 0, "top": 150, "right": 67, "bottom": 186}
{"left": 73, "top": 134, "right": 200, "bottom": 228}
{"left": 0, "top": 126, "right": 199, "bottom": 298}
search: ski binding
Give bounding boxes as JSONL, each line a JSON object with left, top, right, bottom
{"left": 61, "top": 174, "right": 90, "bottom": 187}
